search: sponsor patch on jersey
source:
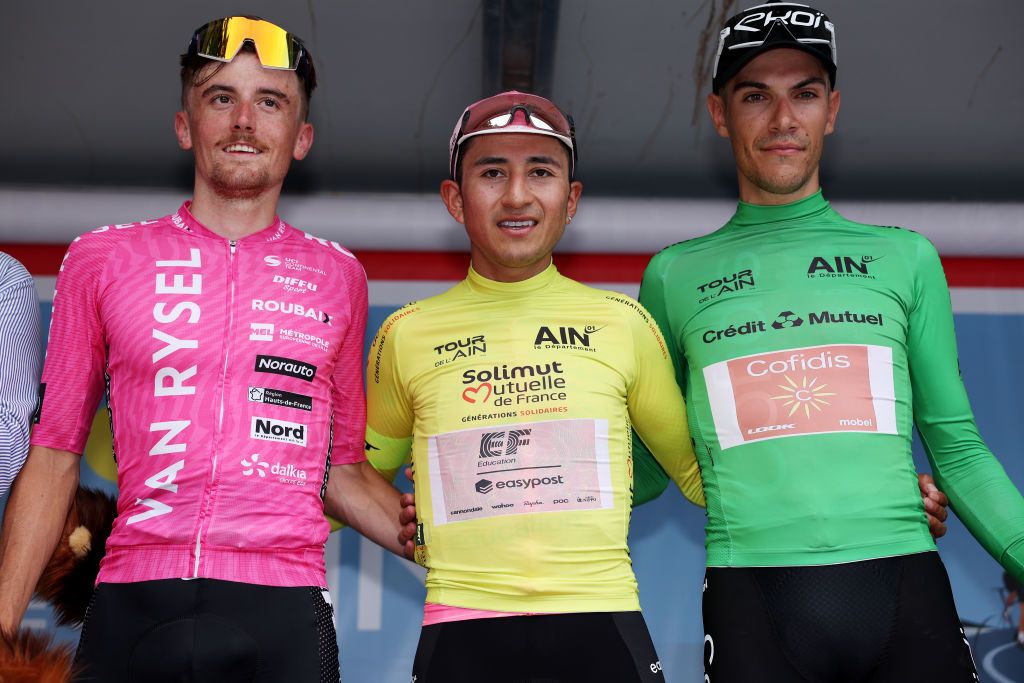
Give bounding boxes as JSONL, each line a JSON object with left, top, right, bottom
{"left": 254, "top": 355, "right": 317, "bottom": 382}
{"left": 248, "top": 386, "right": 313, "bottom": 411}
{"left": 32, "top": 383, "right": 45, "bottom": 424}
{"left": 250, "top": 416, "right": 308, "bottom": 446}
{"left": 703, "top": 343, "right": 897, "bottom": 449}
{"left": 426, "top": 418, "right": 613, "bottom": 525}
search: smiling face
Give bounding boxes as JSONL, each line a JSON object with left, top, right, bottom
{"left": 174, "top": 51, "right": 313, "bottom": 201}
{"left": 707, "top": 48, "right": 840, "bottom": 205}
{"left": 440, "top": 133, "right": 582, "bottom": 282}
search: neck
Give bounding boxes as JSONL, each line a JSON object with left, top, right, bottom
{"left": 469, "top": 253, "right": 553, "bottom": 283}
{"left": 737, "top": 169, "right": 822, "bottom": 206}
{"left": 188, "top": 179, "right": 284, "bottom": 240}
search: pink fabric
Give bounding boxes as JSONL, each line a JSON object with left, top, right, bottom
{"left": 422, "top": 602, "right": 532, "bottom": 626}
{"left": 33, "top": 203, "right": 367, "bottom": 587}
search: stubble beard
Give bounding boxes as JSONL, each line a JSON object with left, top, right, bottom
{"left": 209, "top": 161, "right": 273, "bottom": 201}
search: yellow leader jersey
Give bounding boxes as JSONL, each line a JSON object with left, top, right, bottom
{"left": 366, "top": 263, "right": 703, "bottom": 614}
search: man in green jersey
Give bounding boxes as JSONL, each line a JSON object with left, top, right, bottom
{"left": 369, "top": 91, "right": 705, "bottom": 681}
{"left": 637, "top": 2, "right": 1024, "bottom": 680}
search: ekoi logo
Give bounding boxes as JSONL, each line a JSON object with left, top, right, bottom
{"left": 241, "top": 454, "right": 269, "bottom": 477}
{"left": 462, "top": 383, "right": 492, "bottom": 404}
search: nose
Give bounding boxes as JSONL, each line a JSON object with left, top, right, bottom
{"left": 232, "top": 101, "right": 255, "bottom": 131}
{"left": 502, "top": 171, "right": 531, "bottom": 208}
{"left": 768, "top": 97, "right": 797, "bottom": 134}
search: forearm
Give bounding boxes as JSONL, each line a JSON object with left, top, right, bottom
{"left": 0, "top": 446, "right": 79, "bottom": 634}
{"left": 324, "top": 460, "right": 404, "bottom": 556}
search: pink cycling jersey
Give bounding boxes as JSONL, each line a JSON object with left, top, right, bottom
{"left": 32, "top": 202, "right": 367, "bottom": 587}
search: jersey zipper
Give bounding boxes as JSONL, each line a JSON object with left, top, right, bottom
{"left": 192, "top": 238, "right": 237, "bottom": 577}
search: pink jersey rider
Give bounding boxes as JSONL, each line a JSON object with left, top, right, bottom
{"left": 32, "top": 202, "right": 367, "bottom": 588}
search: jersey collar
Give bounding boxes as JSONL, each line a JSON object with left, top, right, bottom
{"left": 171, "top": 201, "right": 290, "bottom": 243}
{"left": 465, "top": 260, "right": 560, "bottom": 297}
{"left": 729, "top": 190, "right": 833, "bottom": 228}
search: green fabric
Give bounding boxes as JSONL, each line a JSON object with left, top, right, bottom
{"left": 637, "top": 191, "right": 1024, "bottom": 578}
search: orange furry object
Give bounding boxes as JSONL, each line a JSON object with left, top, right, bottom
{"left": 0, "top": 627, "right": 76, "bottom": 683}
{"left": 34, "top": 487, "right": 117, "bottom": 627}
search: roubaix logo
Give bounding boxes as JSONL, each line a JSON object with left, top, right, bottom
{"left": 250, "top": 322, "right": 274, "bottom": 342}
{"left": 434, "top": 335, "right": 486, "bottom": 365}
{"left": 263, "top": 254, "right": 327, "bottom": 276}
{"left": 807, "top": 255, "right": 881, "bottom": 279}
{"left": 250, "top": 416, "right": 308, "bottom": 446}
{"left": 248, "top": 386, "right": 313, "bottom": 411}
{"left": 697, "top": 269, "right": 755, "bottom": 303}
{"left": 534, "top": 325, "right": 602, "bottom": 351}
{"left": 461, "top": 362, "right": 566, "bottom": 407}
{"left": 252, "top": 299, "right": 331, "bottom": 325}
{"left": 479, "top": 429, "right": 531, "bottom": 458}
{"left": 254, "top": 355, "right": 317, "bottom": 382}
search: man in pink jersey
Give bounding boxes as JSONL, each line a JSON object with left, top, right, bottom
{"left": 0, "top": 17, "right": 405, "bottom": 681}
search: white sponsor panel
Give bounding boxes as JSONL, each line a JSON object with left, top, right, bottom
{"left": 250, "top": 416, "right": 308, "bottom": 446}
{"left": 426, "top": 418, "right": 613, "bottom": 526}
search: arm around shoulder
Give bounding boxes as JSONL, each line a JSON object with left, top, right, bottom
{"left": 323, "top": 459, "right": 404, "bottom": 557}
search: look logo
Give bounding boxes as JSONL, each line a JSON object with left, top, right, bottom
{"left": 462, "top": 383, "right": 492, "bottom": 404}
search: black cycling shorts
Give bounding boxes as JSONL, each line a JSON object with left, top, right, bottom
{"left": 703, "top": 551, "right": 979, "bottom": 682}
{"left": 73, "top": 578, "right": 339, "bottom": 682}
{"left": 412, "top": 610, "right": 665, "bottom": 682}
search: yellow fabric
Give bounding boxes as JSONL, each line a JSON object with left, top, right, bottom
{"left": 366, "top": 263, "right": 702, "bottom": 613}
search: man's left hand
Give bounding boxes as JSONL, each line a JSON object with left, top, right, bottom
{"left": 919, "top": 473, "right": 949, "bottom": 539}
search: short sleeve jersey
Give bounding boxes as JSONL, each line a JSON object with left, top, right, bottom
{"left": 366, "top": 263, "right": 703, "bottom": 614}
{"left": 639, "top": 191, "right": 1024, "bottom": 576}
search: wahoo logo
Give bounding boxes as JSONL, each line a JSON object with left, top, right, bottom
{"left": 254, "top": 355, "right": 316, "bottom": 382}
{"left": 479, "top": 429, "right": 532, "bottom": 458}
{"left": 251, "top": 417, "right": 307, "bottom": 446}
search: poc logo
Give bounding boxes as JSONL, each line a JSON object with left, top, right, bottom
{"left": 479, "top": 429, "right": 532, "bottom": 458}
{"left": 254, "top": 355, "right": 316, "bottom": 382}
{"left": 251, "top": 417, "right": 307, "bottom": 446}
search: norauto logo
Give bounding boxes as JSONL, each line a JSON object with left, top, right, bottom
{"left": 461, "top": 362, "right": 566, "bottom": 407}
{"left": 807, "top": 256, "right": 881, "bottom": 280}
{"left": 254, "top": 355, "right": 317, "bottom": 382}
{"left": 479, "top": 429, "right": 531, "bottom": 458}
{"left": 534, "top": 325, "right": 602, "bottom": 352}
{"left": 252, "top": 299, "right": 331, "bottom": 325}
{"left": 697, "top": 269, "right": 755, "bottom": 303}
{"left": 434, "top": 335, "right": 486, "bottom": 365}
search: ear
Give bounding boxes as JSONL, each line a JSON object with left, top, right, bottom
{"left": 174, "top": 111, "right": 193, "bottom": 151}
{"left": 439, "top": 179, "right": 465, "bottom": 224}
{"left": 566, "top": 180, "right": 583, "bottom": 221}
{"left": 706, "top": 93, "right": 730, "bottom": 139}
{"left": 293, "top": 122, "right": 314, "bottom": 160}
{"left": 824, "top": 88, "right": 841, "bottom": 136}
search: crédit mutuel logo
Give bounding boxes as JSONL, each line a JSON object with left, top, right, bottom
{"left": 533, "top": 325, "right": 602, "bottom": 352}
{"left": 703, "top": 309, "right": 884, "bottom": 344}
{"left": 807, "top": 255, "right": 882, "bottom": 280}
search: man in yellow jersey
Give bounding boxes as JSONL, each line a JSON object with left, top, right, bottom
{"left": 366, "top": 91, "right": 704, "bottom": 682}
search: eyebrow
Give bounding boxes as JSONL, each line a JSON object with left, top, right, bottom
{"left": 473, "top": 155, "right": 563, "bottom": 167}
{"left": 732, "top": 76, "right": 827, "bottom": 92}
{"left": 199, "top": 84, "right": 291, "bottom": 102}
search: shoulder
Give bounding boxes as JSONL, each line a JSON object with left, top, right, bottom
{"left": 0, "top": 252, "right": 31, "bottom": 287}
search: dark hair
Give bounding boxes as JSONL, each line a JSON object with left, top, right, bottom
{"left": 179, "top": 42, "right": 317, "bottom": 119}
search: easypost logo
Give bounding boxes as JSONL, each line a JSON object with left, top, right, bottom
{"left": 475, "top": 479, "right": 494, "bottom": 494}
{"left": 254, "top": 355, "right": 317, "bottom": 382}
{"left": 250, "top": 417, "right": 307, "bottom": 446}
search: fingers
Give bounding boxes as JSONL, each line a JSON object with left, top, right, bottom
{"left": 922, "top": 495, "right": 948, "bottom": 523}
{"left": 927, "top": 513, "right": 947, "bottom": 540}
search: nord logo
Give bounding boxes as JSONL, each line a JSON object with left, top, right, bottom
{"left": 250, "top": 417, "right": 307, "bottom": 446}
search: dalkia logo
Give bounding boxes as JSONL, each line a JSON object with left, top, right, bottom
{"left": 807, "top": 256, "right": 881, "bottom": 279}
{"left": 241, "top": 454, "right": 269, "bottom": 477}
{"left": 434, "top": 335, "right": 486, "bottom": 363}
{"left": 534, "top": 326, "right": 602, "bottom": 351}
{"left": 250, "top": 417, "right": 307, "bottom": 446}
{"left": 241, "top": 453, "right": 307, "bottom": 484}
{"left": 254, "top": 354, "right": 317, "bottom": 382}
